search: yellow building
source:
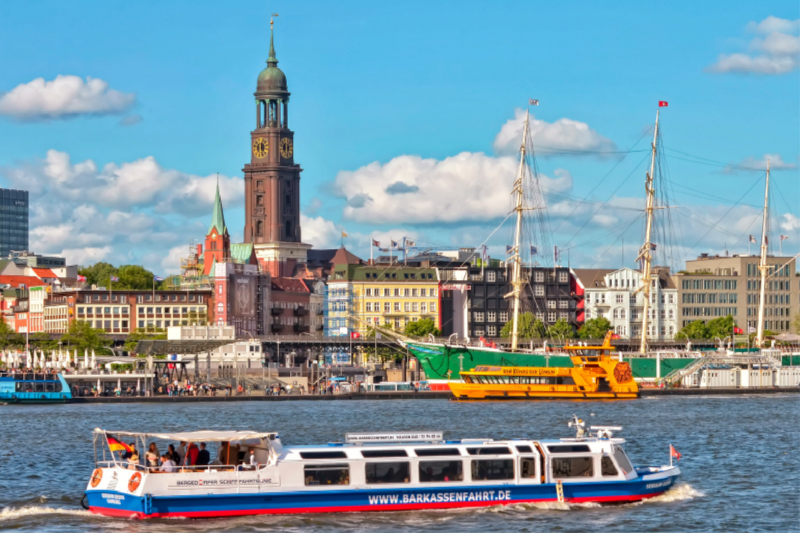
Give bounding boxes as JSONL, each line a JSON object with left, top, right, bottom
{"left": 326, "top": 262, "right": 440, "bottom": 337}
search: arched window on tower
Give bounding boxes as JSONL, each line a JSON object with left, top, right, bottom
{"left": 256, "top": 220, "right": 264, "bottom": 236}
{"left": 211, "top": 241, "right": 217, "bottom": 251}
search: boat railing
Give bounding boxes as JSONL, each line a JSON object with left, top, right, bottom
{"left": 95, "top": 460, "right": 268, "bottom": 473}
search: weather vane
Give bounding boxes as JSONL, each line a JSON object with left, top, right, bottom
{"left": 271, "top": 13, "right": 279, "bottom": 28}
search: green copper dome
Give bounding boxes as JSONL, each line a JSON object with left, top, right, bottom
{"left": 256, "top": 23, "right": 288, "bottom": 95}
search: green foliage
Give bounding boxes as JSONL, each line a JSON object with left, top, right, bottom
{"left": 578, "top": 317, "right": 612, "bottom": 339}
{"left": 547, "top": 318, "right": 575, "bottom": 340}
{"left": 706, "top": 315, "right": 736, "bottom": 339}
{"left": 500, "top": 312, "right": 547, "bottom": 339}
{"left": 78, "top": 262, "right": 163, "bottom": 290}
{"left": 364, "top": 326, "right": 401, "bottom": 363}
{"left": 29, "top": 331, "right": 57, "bottom": 352}
{"left": 0, "top": 316, "right": 23, "bottom": 349}
{"left": 793, "top": 313, "right": 800, "bottom": 334}
{"left": 61, "top": 320, "right": 112, "bottom": 353}
{"left": 124, "top": 327, "right": 167, "bottom": 354}
{"left": 675, "top": 320, "right": 709, "bottom": 340}
{"left": 676, "top": 315, "right": 737, "bottom": 340}
{"left": 404, "top": 318, "right": 440, "bottom": 338}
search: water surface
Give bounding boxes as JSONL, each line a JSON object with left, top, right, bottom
{"left": 0, "top": 395, "right": 797, "bottom": 532}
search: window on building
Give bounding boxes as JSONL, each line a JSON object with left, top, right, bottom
{"left": 535, "top": 271, "right": 544, "bottom": 283}
{"left": 487, "top": 271, "right": 496, "bottom": 283}
{"left": 430, "top": 302, "right": 437, "bottom": 313}
{"left": 404, "top": 302, "right": 411, "bottom": 312}
{"left": 474, "top": 312, "right": 485, "bottom": 322}
{"left": 393, "top": 302, "right": 400, "bottom": 312}
{"left": 499, "top": 311, "right": 508, "bottom": 322}
{"left": 487, "top": 311, "right": 496, "bottom": 322}
{"left": 547, "top": 300, "right": 556, "bottom": 309}
{"left": 535, "top": 312, "right": 545, "bottom": 322}
{"left": 384, "top": 303, "right": 390, "bottom": 312}
{"left": 487, "top": 325, "right": 497, "bottom": 336}
{"left": 365, "top": 302, "right": 372, "bottom": 312}
{"left": 559, "top": 271, "right": 568, "bottom": 283}
{"left": 559, "top": 300, "right": 568, "bottom": 309}
{"left": 548, "top": 312, "right": 557, "bottom": 323}
{"left": 534, "top": 285, "right": 545, "bottom": 297}
{"left": 616, "top": 294, "right": 623, "bottom": 303}
{"left": 412, "top": 302, "right": 419, "bottom": 312}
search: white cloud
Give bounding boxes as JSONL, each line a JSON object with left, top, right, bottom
{"left": 727, "top": 153, "right": 797, "bottom": 172}
{"left": 1, "top": 150, "right": 243, "bottom": 273}
{"left": 780, "top": 213, "right": 800, "bottom": 232}
{"left": 0, "top": 75, "right": 136, "bottom": 120}
{"left": 493, "top": 109, "right": 616, "bottom": 155}
{"left": 336, "top": 150, "right": 574, "bottom": 225}
{"left": 301, "top": 214, "right": 342, "bottom": 249}
{"left": 707, "top": 16, "right": 800, "bottom": 75}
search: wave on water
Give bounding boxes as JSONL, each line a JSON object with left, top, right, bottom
{"left": 645, "top": 483, "right": 705, "bottom": 503}
{"left": 0, "top": 506, "right": 93, "bottom": 522}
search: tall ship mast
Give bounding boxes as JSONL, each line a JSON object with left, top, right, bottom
{"left": 508, "top": 111, "right": 531, "bottom": 351}
{"left": 636, "top": 110, "right": 660, "bottom": 354}
{"left": 755, "top": 159, "right": 770, "bottom": 348}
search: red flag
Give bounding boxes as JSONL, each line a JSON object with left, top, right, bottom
{"left": 350, "top": 332, "right": 361, "bottom": 339}
{"left": 734, "top": 327, "right": 743, "bottom": 334}
{"left": 658, "top": 101, "right": 669, "bottom": 107}
{"left": 77, "top": 275, "right": 87, "bottom": 282}
{"left": 670, "top": 444, "right": 681, "bottom": 460}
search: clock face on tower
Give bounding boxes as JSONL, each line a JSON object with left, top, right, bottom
{"left": 280, "top": 137, "right": 293, "bottom": 159}
{"left": 252, "top": 137, "right": 268, "bottom": 158}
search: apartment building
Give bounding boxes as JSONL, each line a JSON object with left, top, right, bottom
{"left": 675, "top": 254, "right": 798, "bottom": 333}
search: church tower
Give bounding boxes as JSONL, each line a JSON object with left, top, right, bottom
{"left": 244, "top": 18, "right": 310, "bottom": 277}
{"left": 203, "top": 179, "right": 230, "bottom": 275}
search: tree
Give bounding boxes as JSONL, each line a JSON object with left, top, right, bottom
{"left": 547, "top": 318, "right": 575, "bottom": 340}
{"left": 404, "top": 318, "right": 440, "bottom": 338}
{"left": 793, "top": 313, "right": 800, "bottom": 334}
{"left": 364, "top": 325, "right": 403, "bottom": 363}
{"left": 124, "top": 327, "right": 167, "bottom": 355}
{"left": 675, "top": 320, "right": 709, "bottom": 340}
{"left": 0, "top": 317, "right": 23, "bottom": 349}
{"left": 29, "top": 331, "right": 57, "bottom": 352}
{"left": 61, "top": 320, "right": 112, "bottom": 353}
{"left": 117, "top": 265, "right": 159, "bottom": 290}
{"left": 706, "top": 315, "right": 736, "bottom": 340}
{"left": 78, "top": 262, "right": 118, "bottom": 287}
{"left": 500, "top": 312, "right": 547, "bottom": 339}
{"left": 578, "top": 317, "right": 612, "bottom": 339}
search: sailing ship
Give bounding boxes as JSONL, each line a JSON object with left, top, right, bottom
{"left": 404, "top": 107, "right": 789, "bottom": 386}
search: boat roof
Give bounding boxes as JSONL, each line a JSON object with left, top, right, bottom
{"left": 94, "top": 428, "right": 275, "bottom": 442}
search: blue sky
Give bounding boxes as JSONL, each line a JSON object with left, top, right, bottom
{"left": 0, "top": 1, "right": 797, "bottom": 274}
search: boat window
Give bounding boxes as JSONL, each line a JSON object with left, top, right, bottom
{"left": 601, "top": 456, "right": 618, "bottom": 476}
{"left": 520, "top": 457, "right": 537, "bottom": 478}
{"left": 467, "top": 447, "right": 512, "bottom": 455}
{"left": 35, "top": 383, "right": 44, "bottom": 392}
{"left": 361, "top": 449, "right": 408, "bottom": 458}
{"left": 54, "top": 381, "right": 62, "bottom": 392}
{"left": 471, "top": 459, "right": 514, "bottom": 481}
{"left": 365, "top": 462, "right": 410, "bottom": 483}
{"left": 300, "top": 451, "right": 348, "bottom": 459}
{"left": 612, "top": 446, "right": 633, "bottom": 475}
{"left": 45, "top": 382, "right": 55, "bottom": 392}
{"left": 546, "top": 444, "right": 591, "bottom": 453}
{"left": 415, "top": 448, "right": 461, "bottom": 457}
{"left": 420, "top": 460, "right": 463, "bottom": 482}
{"left": 462, "top": 376, "right": 473, "bottom": 384}
{"left": 304, "top": 464, "right": 349, "bottom": 485}
{"left": 515, "top": 445, "right": 533, "bottom": 453}
{"left": 551, "top": 457, "right": 594, "bottom": 478}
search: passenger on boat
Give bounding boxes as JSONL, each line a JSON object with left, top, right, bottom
{"left": 165, "top": 444, "right": 179, "bottom": 464}
{"left": 159, "top": 454, "right": 177, "bottom": 473}
{"left": 127, "top": 454, "right": 139, "bottom": 470}
{"left": 196, "top": 443, "right": 210, "bottom": 466}
{"left": 186, "top": 442, "right": 199, "bottom": 466}
{"left": 123, "top": 442, "right": 137, "bottom": 460}
{"left": 218, "top": 442, "right": 229, "bottom": 464}
{"left": 239, "top": 448, "right": 257, "bottom": 471}
{"left": 176, "top": 442, "right": 186, "bottom": 465}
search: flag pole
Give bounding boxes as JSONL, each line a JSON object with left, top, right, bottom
{"left": 370, "top": 239, "right": 373, "bottom": 266}
{"left": 669, "top": 443, "right": 673, "bottom": 467}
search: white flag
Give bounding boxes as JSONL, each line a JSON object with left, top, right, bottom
{"left": 529, "top": 99, "right": 539, "bottom": 106}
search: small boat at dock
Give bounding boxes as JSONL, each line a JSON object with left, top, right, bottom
{"left": 0, "top": 371, "right": 72, "bottom": 403}
{"left": 83, "top": 418, "right": 680, "bottom": 518}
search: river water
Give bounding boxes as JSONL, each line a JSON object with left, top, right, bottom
{"left": 0, "top": 394, "right": 798, "bottom": 532}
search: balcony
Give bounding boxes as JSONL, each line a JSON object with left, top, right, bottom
{"left": 293, "top": 324, "right": 309, "bottom": 333}
{"left": 270, "top": 307, "right": 283, "bottom": 316}
{"left": 271, "top": 323, "right": 285, "bottom": 332}
{"left": 294, "top": 307, "right": 308, "bottom": 316}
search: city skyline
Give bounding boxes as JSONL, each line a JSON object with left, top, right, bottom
{"left": 0, "top": 2, "right": 797, "bottom": 274}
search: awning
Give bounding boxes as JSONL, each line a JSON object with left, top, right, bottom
{"left": 94, "top": 428, "right": 275, "bottom": 442}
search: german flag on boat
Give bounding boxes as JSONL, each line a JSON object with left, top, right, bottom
{"left": 106, "top": 434, "right": 132, "bottom": 453}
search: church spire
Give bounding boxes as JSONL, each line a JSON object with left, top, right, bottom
{"left": 267, "top": 14, "right": 278, "bottom": 67}
{"left": 209, "top": 175, "right": 227, "bottom": 236}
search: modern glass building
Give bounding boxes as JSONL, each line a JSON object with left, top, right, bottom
{"left": 0, "top": 189, "right": 29, "bottom": 258}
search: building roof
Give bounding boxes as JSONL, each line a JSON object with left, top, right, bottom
{"left": 0, "top": 275, "right": 48, "bottom": 289}
{"left": 331, "top": 263, "right": 437, "bottom": 282}
{"left": 330, "top": 247, "right": 364, "bottom": 266}
{"left": 208, "top": 178, "right": 227, "bottom": 236}
{"left": 230, "top": 243, "right": 254, "bottom": 264}
{"left": 571, "top": 269, "right": 615, "bottom": 289}
{"left": 256, "top": 24, "right": 288, "bottom": 96}
{"left": 31, "top": 268, "right": 57, "bottom": 279}
{"left": 272, "top": 277, "right": 309, "bottom": 293}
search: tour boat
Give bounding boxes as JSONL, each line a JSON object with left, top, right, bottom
{"left": 0, "top": 371, "right": 72, "bottom": 403}
{"left": 449, "top": 332, "right": 639, "bottom": 400}
{"left": 83, "top": 419, "right": 680, "bottom": 519}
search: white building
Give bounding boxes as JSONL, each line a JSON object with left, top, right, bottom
{"left": 574, "top": 267, "right": 679, "bottom": 341}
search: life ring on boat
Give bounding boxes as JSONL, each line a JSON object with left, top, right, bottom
{"left": 128, "top": 472, "right": 142, "bottom": 492}
{"left": 90, "top": 468, "right": 103, "bottom": 488}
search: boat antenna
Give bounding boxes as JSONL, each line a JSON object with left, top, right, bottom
{"left": 755, "top": 159, "right": 770, "bottom": 348}
{"left": 637, "top": 109, "right": 660, "bottom": 354}
{"left": 508, "top": 110, "right": 530, "bottom": 352}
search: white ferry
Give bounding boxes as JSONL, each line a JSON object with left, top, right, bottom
{"left": 83, "top": 418, "right": 681, "bottom": 519}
